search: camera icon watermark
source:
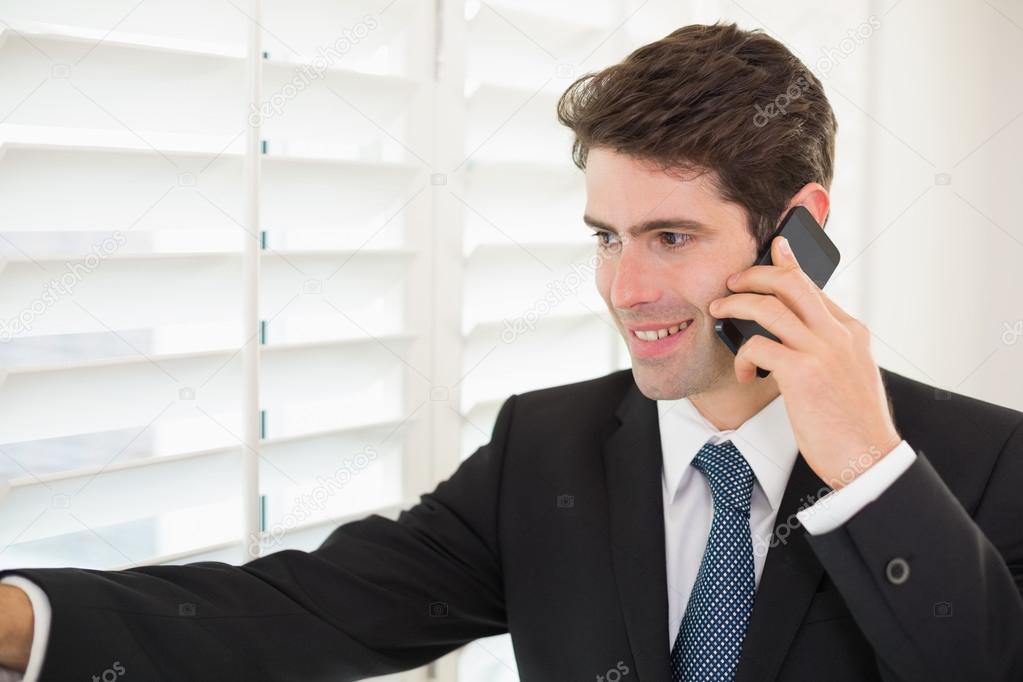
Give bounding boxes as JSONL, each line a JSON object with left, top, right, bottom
{"left": 428, "top": 601, "right": 449, "bottom": 617}
{"left": 556, "top": 494, "right": 575, "bottom": 509}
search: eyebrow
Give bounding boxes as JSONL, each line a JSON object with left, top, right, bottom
{"left": 582, "top": 214, "right": 714, "bottom": 236}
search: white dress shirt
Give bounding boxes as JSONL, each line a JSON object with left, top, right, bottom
{"left": 660, "top": 390, "right": 917, "bottom": 650}
{"left": 1, "top": 390, "right": 917, "bottom": 680}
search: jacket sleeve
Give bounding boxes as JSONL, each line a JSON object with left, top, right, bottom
{"left": 0, "top": 395, "right": 518, "bottom": 681}
{"left": 803, "top": 419, "right": 1023, "bottom": 681}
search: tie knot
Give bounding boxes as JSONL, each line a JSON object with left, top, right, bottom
{"left": 692, "top": 439, "right": 755, "bottom": 513}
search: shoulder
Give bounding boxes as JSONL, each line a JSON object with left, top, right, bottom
{"left": 880, "top": 366, "right": 1023, "bottom": 509}
{"left": 493, "top": 369, "right": 636, "bottom": 452}
{"left": 881, "top": 365, "right": 1023, "bottom": 441}
{"left": 507, "top": 368, "right": 634, "bottom": 423}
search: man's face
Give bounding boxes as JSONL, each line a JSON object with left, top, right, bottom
{"left": 585, "top": 148, "right": 759, "bottom": 400}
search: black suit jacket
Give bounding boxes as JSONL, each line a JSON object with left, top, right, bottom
{"left": 3, "top": 367, "right": 1023, "bottom": 681}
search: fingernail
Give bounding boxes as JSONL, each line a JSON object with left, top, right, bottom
{"left": 727, "top": 272, "right": 738, "bottom": 286}
{"left": 779, "top": 236, "right": 793, "bottom": 257}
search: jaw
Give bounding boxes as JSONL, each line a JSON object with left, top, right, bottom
{"left": 624, "top": 322, "right": 734, "bottom": 401}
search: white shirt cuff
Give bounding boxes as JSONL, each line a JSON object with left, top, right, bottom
{"left": 796, "top": 439, "right": 917, "bottom": 535}
{"left": 0, "top": 576, "right": 51, "bottom": 682}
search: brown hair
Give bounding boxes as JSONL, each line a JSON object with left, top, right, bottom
{"left": 556, "top": 22, "right": 837, "bottom": 250}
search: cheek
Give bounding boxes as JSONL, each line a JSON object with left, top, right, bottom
{"left": 595, "top": 261, "right": 614, "bottom": 297}
{"left": 594, "top": 256, "right": 726, "bottom": 309}
{"left": 677, "top": 273, "right": 725, "bottom": 311}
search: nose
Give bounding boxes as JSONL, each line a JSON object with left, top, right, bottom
{"left": 609, "top": 240, "right": 662, "bottom": 310}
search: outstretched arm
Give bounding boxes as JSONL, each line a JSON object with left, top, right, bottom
{"left": 0, "top": 395, "right": 518, "bottom": 681}
{"left": 0, "top": 582, "right": 34, "bottom": 673}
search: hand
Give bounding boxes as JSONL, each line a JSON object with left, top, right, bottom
{"left": 708, "top": 235, "right": 902, "bottom": 490}
{"left": 0, "top": 584, "right": 33, "bottom": 672}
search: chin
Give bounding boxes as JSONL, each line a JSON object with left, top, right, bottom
{"left": 629, "top": 351, "right": 731, "bottom": 401}
{"left": 630, "top": 364, "right": 690, "bottom": 400}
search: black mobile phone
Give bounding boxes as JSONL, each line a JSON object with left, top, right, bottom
{"left": 713, "top": 205, "right": 841, "bottom": 378}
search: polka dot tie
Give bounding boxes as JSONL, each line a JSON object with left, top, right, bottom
{"left": 670, "top": 439, "right": 756, "bottom": 681}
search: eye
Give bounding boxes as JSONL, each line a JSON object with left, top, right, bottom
{"left": 661, "top": 232, "right": 693, "bottom": 249}
{"left": 590, "top": 230, "right": 621, "bottom": 250}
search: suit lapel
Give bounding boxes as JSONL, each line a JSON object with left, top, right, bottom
{"left": 603, "top": 375, "right": 833, "bottom": 682}
{"left": 735, "top": 452, "right": 831, "bottom": 681}
{"left": 603, "top": 380, "right": 672, "bottom": 682}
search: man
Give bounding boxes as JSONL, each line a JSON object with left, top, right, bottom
{"left": 1, "top": 21, "right": 1021, "bottom": 682}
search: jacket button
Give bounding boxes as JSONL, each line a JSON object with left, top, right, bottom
{"left": 885, "top": 557, "right": 910, "bottom": 585}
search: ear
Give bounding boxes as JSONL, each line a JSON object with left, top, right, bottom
{"left": 782, "top": 182, "right": 830, "bottom": 229}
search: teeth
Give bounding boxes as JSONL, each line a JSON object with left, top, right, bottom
{"left": 633, "top": 320, "right": 689, "bottom": 341}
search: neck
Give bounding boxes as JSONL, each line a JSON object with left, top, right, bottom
{"left": 688, "top": 372, "right": 781, "bottom": 431}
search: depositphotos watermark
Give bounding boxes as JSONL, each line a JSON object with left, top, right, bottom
{"left": 752, "top": 15, "right": 881, "bottom": 129}
{"left": 752, "top": 70, "right": 813, "bottom": 128}
{"left": 248, "top": 15, "right": 379, "bottom": 127}
{"left": 811, "top": 15, "right": 881, "bottom": 79}
{"left": 1002, "top": 319, "right": 1022, "bottom": 345}
{"left": 249, "top": 445, "right": 379, "bottom": 554}
{"left": 500, "top": 253, "right": 604, "bottom": 344}
{"left": 0, "top": 232, "right": 126, "bottom": 343}
{"left": 752, "top": 444, "right": 890, "bottom": 558}
{"left": 90, "top": 660, "right": 126, "bottom": 682}
{"left": 595, "top": 660, "right": 631, "bottom": 682}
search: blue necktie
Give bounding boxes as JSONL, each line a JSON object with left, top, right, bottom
{"left": 670, "top": 439, "right": 757, "bottom": 681}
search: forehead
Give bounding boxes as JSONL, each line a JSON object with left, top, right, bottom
{"left": 583, "top": 148, "right": 744, "bottom": 229}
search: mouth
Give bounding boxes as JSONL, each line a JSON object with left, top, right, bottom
{"left": 626, "top": 318, "right": 694, "bottom": 359}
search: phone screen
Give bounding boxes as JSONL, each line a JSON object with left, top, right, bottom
{"left": 713, "top": 205, "right": 841, "bottom": 377}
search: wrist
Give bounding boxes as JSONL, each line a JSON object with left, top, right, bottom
{"left": 0, "top": 584, "right": 33, "bottom": 672}
{"left": 827, "top": 432, "right": 902, "bottom": 491}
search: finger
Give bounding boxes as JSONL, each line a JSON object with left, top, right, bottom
{"left": 733, "top": 333, "right": 801, "bottom": 384}
{"left": 711, "top": 292, "right": 819, "bottom": 352}
{"left": 818, "top": 287, "right": 855, "bottom": 324}
{"left": 728, "top": 236, "right": 837, "bottom": 335}
{"left": 771, "top": 235, "right": 847, "bottom": 334}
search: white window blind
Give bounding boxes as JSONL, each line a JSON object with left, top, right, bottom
{"left": 456, "top": 0, "right": 632, "bottom": 463}
{"left": 0, "top": 0, "right": 434, "bottom": 584}
{"left": 454, "top": 1, "right": 640, "bottom": 678}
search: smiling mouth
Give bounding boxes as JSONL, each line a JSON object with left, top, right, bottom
{"left": 631, "top": 319, "right": 693, "bottom": 341}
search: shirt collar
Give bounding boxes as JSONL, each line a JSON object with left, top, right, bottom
{"left": 657, "top": 391, "right": 798, "bottom": 512}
